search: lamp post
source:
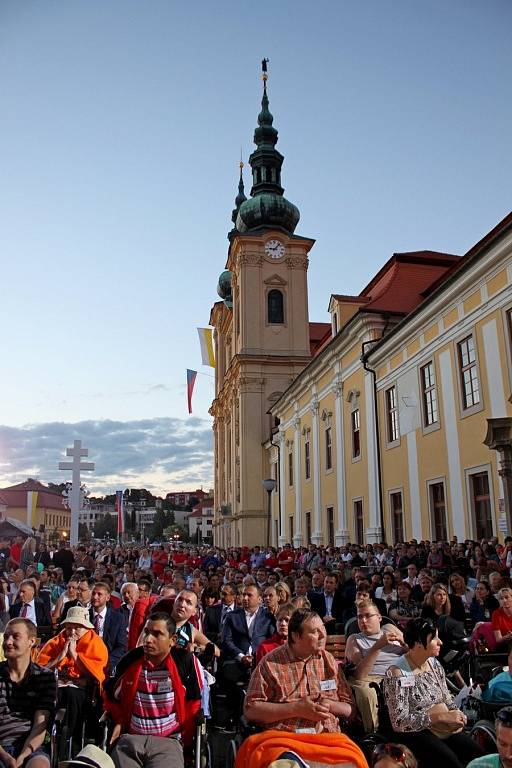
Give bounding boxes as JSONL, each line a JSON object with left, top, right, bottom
{"left": 262, "top": 478, "right": 277, "bottom": 549}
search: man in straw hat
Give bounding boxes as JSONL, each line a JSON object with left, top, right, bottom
{"left": 37, "top": 606, "right": 108, "bottom": 753}
{"left": 103, "top": 611, "right": 202, "bottom": 768}
{"left": 0, "top": 617, "right": 56, "bottom": 768}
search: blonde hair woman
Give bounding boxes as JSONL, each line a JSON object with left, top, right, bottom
{"left": 275, "top": 580, "right": 292, "bottom": 605}
{"left": 492, "top": 587, "right": 512, "bottom": 647}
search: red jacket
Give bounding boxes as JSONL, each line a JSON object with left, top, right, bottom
{"left": 103, "top": 647, "right": 201, "bottom": 746}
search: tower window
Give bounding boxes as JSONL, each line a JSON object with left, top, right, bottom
{"left": 268, "top": 290, "right": 284, "bottom": 324}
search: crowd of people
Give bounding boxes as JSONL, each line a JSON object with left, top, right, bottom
{"left": 1, "top": 533, "right": 512, "bottom": 768}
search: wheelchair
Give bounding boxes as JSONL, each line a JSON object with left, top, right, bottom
{"left": 50, "top": 680, "right": 105, "bottom": 762}
{"left": 468, "top": 662, "right": 512, "bottom": 753}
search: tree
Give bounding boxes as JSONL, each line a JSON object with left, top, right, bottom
{"left": 94, "top": 512, "right": 117, "bottom": 540}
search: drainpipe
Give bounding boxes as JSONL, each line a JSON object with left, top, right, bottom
{"left": 269, "top": 417, "right": 282, "bottom": 541}
{"left": 361, "top": 341, "right": 386, "bottom": 543}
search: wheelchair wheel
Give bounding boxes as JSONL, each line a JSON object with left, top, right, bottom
{"left": 201, "top": 738, "right": 212, "bottom": 768}
{"left": 225, "top": 738, "right": 238, "bottom": 768}
{"left": 470, "top": 719, "right": 497, "bottom": 752}
{"left": 359, "top": 733, "right": 387, "bottom": 764}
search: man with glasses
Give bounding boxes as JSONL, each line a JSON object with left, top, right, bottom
{"left": 203, "top": 582, "right": 236, "bottom": 646}
{"left": 60, "top": 577, "right": 94, "bottom": 623}
{"left": 345, "top": 600, "right": 406, "bottom": 732}
{"left": 467, "top": 706, "right": 512, "bottom": 768}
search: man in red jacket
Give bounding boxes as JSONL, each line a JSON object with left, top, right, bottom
{"left": 104, "top": 612, "right": 201, "bottom": 768}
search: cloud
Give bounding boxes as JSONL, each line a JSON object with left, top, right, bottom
{"left": 0, "top": 417, "right": 213, "bottom": 495}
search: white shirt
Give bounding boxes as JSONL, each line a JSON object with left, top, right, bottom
{"left": 21, "top": 599, "right": 37, "bottom": 626}
{"left": 324, "top": 592, "right": 334, "bottom": 616}
{"left": 93, "top": 605, "right": 108, "bottom": 638}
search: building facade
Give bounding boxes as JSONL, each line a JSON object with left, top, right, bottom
{"left": 0, "top": 479, "right": 71, "bottom": 541}
{"left": 210, "top": 68, "right": 330, "bottom": 548}
{"left": 209, "top": 67, "right": 512, "bottom": 547}
{"left": 268, "top": 214, "right": 512, "bottom": 544}
{"left": 187, "top": 499, "right": 214, "bottom": 543}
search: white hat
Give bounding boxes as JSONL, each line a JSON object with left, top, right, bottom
{"left": 60, "top": 744, "right": 115, "bottom": 768}
{"left": 61, "top": 606, "right": 94, "bottom": 630}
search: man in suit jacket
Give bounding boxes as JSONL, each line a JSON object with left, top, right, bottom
{"left": 203, "top": 582, "right": 237, "bottom": 645}
{"left": 90, "top": 581, "right": 127, "bottom": 671}
{"left": 60, "top": 576, "right": 94, "bottom": 623}
{"left": 308, "top": 573, "right": 346, "bottom": 635}
{"left": 221, "top": 584, "right": 275, "bottom": 682}
{"left": 9, "top": 579, "right": 51, "bottom": 626}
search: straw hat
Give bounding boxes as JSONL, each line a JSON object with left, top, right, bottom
{"left": 61, "top": 606, "right": 94, "bottom": 630}
{"left": 60, "top": 744, "right": 115, "bottom": 768}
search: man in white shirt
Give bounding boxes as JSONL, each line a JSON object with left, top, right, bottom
{"left": 221, "top": 585, "right": 275, "bottom": 683}
{"left": 120, "top": 582, "right": 139, "bottom": 630}
{"left": 403, "top": 563, "right": 419, "bottom": 587}
{"left": 90, "top": 581, "right": 127, "bottom": 671}
{"left": 345, "top": 600, "right": 406, "bottom": 732}
{"left": 9, "top": 580, "right": 50, "bottom": 626}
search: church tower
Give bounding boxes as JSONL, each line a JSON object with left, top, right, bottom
{"left": 210, "top": 62, "right": 315, "bottom": 548}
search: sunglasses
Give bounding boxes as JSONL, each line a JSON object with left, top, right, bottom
{"left": 371, "top": 744, "right": 410, "bottom": 768}
{"left": 496, "top": 707, "right": 512, "bottom": 727}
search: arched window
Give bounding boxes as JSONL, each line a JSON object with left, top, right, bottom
{"left": 268, "top": 289, "right": 284, "bottom": 324}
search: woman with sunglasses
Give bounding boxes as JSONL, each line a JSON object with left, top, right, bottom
{"left": 371, "top": 743, "right": 417, "bottom": 768}
{"left": 383, "top": 617, "right": 484, "bottom": 768}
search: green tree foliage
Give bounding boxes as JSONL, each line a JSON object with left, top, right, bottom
{"left": 94, "top": 512, "right": 118, "bottom": 540}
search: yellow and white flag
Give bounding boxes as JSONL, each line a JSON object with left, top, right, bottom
{"left": 27, "top": 491, "right": 38, "bottom": 528}
{"left": 197, "top": 327, "right": 215, "bottom": 368}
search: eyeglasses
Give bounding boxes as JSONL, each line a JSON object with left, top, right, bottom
{"left": 357, "top": 613, "right": 379, "bottom": 620}
{"left": 496, "top": 707, "right": 512, "bottom": 727}
{"left": 371, "top": 743, "right": 410, "bottom": 768}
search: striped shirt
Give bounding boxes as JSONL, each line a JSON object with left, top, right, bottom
{"left": 130, "top": 661, "right": 178, "bottom": 737}
{"left": 0, "top": 662, "right": 56, "bottom": 746}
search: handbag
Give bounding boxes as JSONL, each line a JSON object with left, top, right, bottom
{"left": 428, "top": 662, "right": 464, "bottom": 739}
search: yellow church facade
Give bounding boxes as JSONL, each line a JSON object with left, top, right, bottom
{"left": 209, "top": 64, "right": 512, "bottom": 547}
{"left": 269, "top": 213, "right": 512, "bottom": 545}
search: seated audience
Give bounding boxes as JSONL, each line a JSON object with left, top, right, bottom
{"left": 255, "top": 602, "right": 294, "bottom": 663}
{"left": 203, "top": 583, "right": 236, "bottom": 645}
{"left": 493, "top": 587, "right": 512, "bottom": 649}
{"left": 345, "top": 599, "right": 406, "bottom": 732}
{"left": 308, "top": 573, "right": 345, "bottom": 635}
{"left": 0, "top": 618, "right": 56, "bottom": 768}
{"left": 383, "top": 617, "right": 484, "bottom": 768}
{"left": 470, "top": 580, "right": 499, "bottom": 623}
{"left": 9, "top": 580, "right": 51, "bottom": 627}
{"left": 221, "top": 584, "right": 275, "bottom": 683}
{"left": 90, "top": 581, "right": 127, "bottom": 671}
{"left": 371, "top": 743, "right": 418, "bottom": 768}
{"left": 104, "top": 613, "right": 201, "bottom": 768}
{"left": 37, "top": 606, "right": 108, "bottom": 752}
{"left": 239, "top": 609, "right": 366, "bottom": 768}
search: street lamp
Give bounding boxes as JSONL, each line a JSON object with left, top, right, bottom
{"left": 262, "top": 478, "right": 277, "bottom": 549}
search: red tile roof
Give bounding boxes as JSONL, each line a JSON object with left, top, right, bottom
{"left": 309, "top": 322, "right": 331, "bottom": 356}
{"left": 0, "top": 479, "right": 66, "bottom": 511}
{"left": 361, "top": 251, "right": 460, "bottom": 314}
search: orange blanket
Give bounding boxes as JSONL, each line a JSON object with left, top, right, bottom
{"left": 37, "top": 629, "right": 108, "bottom": 687}
{"left": 234, "top": 731, "right": 368, "bottom": 768}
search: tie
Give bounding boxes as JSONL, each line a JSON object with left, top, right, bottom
{"left": 220, "top": 605, "right": 229, "bottom": 628}
{"left": 21, "top": 604, "right": 29, "bottom": 618}
{"left": 94, "top": 613, "right": 102, "bottom": 634}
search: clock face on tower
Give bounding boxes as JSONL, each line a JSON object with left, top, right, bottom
{"left": 264, "top": 239, "right": 285, "bottom": 259}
